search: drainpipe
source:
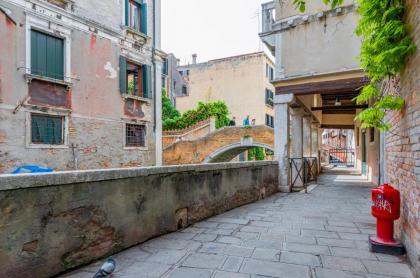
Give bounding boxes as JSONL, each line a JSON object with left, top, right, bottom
{"left": 152, "top": 0, "right": 156, "bottom": 134}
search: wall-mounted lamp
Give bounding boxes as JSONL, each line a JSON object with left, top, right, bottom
{"left": 334, "top": 97, "right": 342, "bottom": 106}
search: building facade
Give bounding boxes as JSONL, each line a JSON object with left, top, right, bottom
{"left": 0, "top": 0, "right": 164, "bottom": 174}
{"left": 161, "top": 53, "right": 188, "bottom": 106}
{"left": 175, "top": 52, "right": 275, "bottom": 127}
{"left": 261, "top": 0, "right": 419, "bottom": 275}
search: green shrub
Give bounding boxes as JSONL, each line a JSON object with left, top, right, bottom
{"left": 162, "top": 91, "right": 230, "bottom": 131}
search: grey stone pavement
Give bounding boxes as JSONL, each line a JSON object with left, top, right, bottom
{"left": 62, "top": 173, "right": 414, "bottom": 278}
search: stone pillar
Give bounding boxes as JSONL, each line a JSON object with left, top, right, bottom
{"left": 290, "top": 108, "right": 304, "bottom": 188}
{"left": 290, "top": 108, "right": 304, "bottom": 158}
{"left": 274, "top": 94, "right": 293, "bottom": 193}
{"left": 302, "top": 116, "right": 312, "bottom": 158}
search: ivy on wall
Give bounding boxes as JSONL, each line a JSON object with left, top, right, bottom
{"left": 293, "top": 0, "right": 416, "bottom": 130}
{"left": 162, "top": 91, "right": 230, "bottom": 131}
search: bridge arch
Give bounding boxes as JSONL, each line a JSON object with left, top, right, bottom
{"left": 204, "top": 142, "right": 274, "bottom": 163}
{"left": 163, "top": 126, "right": 274, "bottom": 165}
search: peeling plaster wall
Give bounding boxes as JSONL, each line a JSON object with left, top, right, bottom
{"left": 0, "top": 1, "right": 162, "bottom": 173}
{"left": 276, "top": 0, "right": 356, "bottom": 21}
{"left": 281, "top": 14, "right": 360, "bottom": 77}
{"left": 275, "top": 0, "right": 360, "bottom": 77}
{"left": 0, "top": 161, "right": 279, "bottom": 278}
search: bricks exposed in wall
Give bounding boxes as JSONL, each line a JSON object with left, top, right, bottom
{"left": 384, "top": 2, "right": 420, "bottom": 276}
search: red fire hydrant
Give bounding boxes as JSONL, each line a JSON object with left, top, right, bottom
{"left": 369, "top": 184, "right": 405, "bottom": 255}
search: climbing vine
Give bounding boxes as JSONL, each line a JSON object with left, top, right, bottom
{"left": 293, "top": 0, "right": 416, "bottom": 130}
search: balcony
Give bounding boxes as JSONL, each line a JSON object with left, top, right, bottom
{"left": 260, "top": 1, "right": 276, "bottom": 54}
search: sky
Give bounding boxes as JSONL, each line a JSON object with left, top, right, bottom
{"left": 161, "top": 0, "right": 267, "bottom": 65}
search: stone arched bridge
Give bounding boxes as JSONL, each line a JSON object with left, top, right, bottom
{"left": 163, "top": 126, "right": 274, "bottom": 165}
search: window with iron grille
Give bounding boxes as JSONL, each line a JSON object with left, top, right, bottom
{"left": 126, "top": 124, "right": 146, "bottom": 147}
{"left": 31, "top": 114, "right": 64, "bottom": 145}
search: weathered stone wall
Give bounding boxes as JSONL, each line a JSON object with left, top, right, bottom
{"left": 384, "top": 1, "right": 420, "bottom": 276}
{"left": 0, "top": 161, "right": 279, "bottom": 278}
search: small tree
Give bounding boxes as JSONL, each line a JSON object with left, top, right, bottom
{"left": 162, "top": 90, "right": 180, "bottom": 120}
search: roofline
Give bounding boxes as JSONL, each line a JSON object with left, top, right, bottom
{"left": 178, "top": 51, "right": 275, "bottom": 68}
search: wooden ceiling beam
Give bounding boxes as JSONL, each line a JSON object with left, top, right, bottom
{"left": 311, "top": 104, "right": 368, "bottom": 111}
{"left": 276, "top": 77, "right": 369, "bottom": 96}
{"left": 321, "top": 124, "right": 355, "bottom": 129}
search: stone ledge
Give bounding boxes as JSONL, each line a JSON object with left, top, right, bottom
{"left": 0, "top": 161, "right": 278, "bottom": 191}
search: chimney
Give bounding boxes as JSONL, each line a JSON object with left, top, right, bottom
{"left": 192, "top": 54, "right": 197, "bottom": 64}
{"left": 176, "top": 59, "right": 180, "bottom": 66}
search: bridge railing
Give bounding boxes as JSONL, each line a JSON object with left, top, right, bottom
{"left": 289, "top": 157, "right": 319, "bottom": 193}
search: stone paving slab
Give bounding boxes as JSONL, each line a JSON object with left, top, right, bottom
{"left": 61, "top": 174, "right": 414, "bottom": 278}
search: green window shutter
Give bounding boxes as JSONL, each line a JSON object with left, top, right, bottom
{"left": 119, "top": 56, "right": 127, "bottom": 94}
{"left": 142, "top": 64, "right": 152, "bottom": 98}
{"left": 31, "top": 30, "right": 64, "bottom": 80}
{"left": 124, "top": 0, "right": 129, "bottom": 26}
{"left": 140, "top": 3, "right": 147, "bottom": 35}
{"left": 30, "top": 31, "right": 39, "bottom": 76}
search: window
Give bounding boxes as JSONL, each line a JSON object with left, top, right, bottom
{"left": 370, "top": 127, "right": 375, "bottom": 142}
{"left": 161, "top": 76, "right": 166, "bottom": 89}
{"left": 31, "top": 114, "right": 64, "bottom": 145}
{"left": 126, "top": 124, "right": 146, "bottom": 147}
{"left": 265, "top": 89, "right": 274, "bottom": 106}
{"left": 265, "top": 114, "right": 274, "bottom": 128}
{"left": 266, "top": 64, "right": 274, "bottom": 80}
{"left": 182, "top": 85, "right": 188, "bottom": 95}
{"left": 162, "top": 58, "right": 168, "bottom": 76}
{"left": 31, "top": 30, "right": 64, "bottom": 80}
{"left": 125, "top": 0, "right": 147, "bottom": 34}
{"left": 119, "top": 57, "right": 152, "bottom": 98}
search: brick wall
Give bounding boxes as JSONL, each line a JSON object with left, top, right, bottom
{"left": 384, "top": 2, "right": 420, "bottom": 276}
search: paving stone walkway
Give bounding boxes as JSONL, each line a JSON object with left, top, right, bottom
{"left": 62, "top": 173, "right": 414, "bottom": 278}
